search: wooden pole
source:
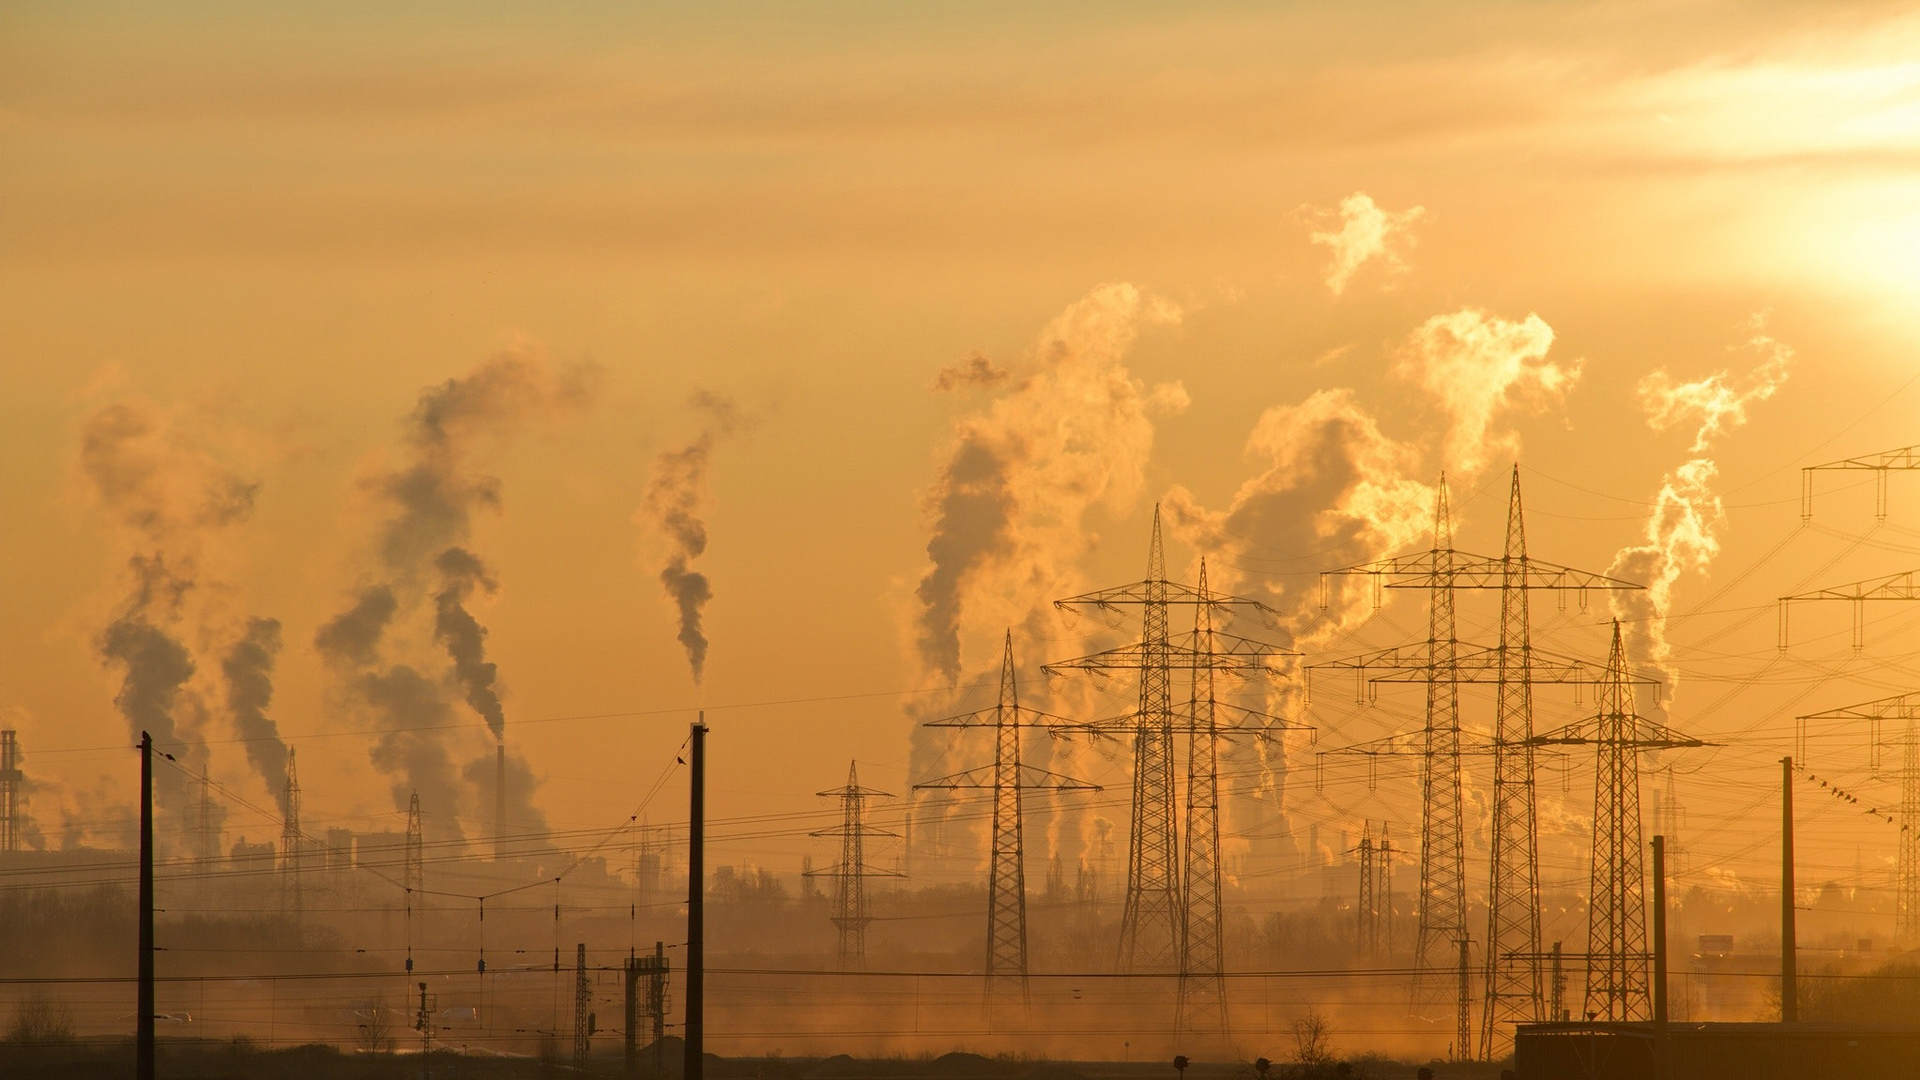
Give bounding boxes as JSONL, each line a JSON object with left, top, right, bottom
{"left": 1781, "top": 756, "right": 1797, "bottom": 1023}
{"left": 138, "top": 732, "right": 155, "bottom": 1080}
{"left": 685, "top": 717, "right": 706, "bottom": 1080}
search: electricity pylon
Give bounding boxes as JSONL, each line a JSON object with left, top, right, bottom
{"left": 1534, "top": 623, "right": 1706, "bottom": 1022}
{"left": 405, "top": 791, "right": 423, "bottom": 974}
{"left": 1316, "top": 470, "right": 1645, "bottom": 1059}
{"left": 1779, "top": 569, "right": 1920, "bottom": 650}
{"left": 281, "top": 747, "right": 303, "bottom": 915}
{"left": 1046, "top": 509, "right": 1286, "bottom": 974}
{"left": 1796, "top": 692, "right": 1920, "bottom": 943}
{"left": 809, "top": 763, "right": 900, "bottom": 969}
{"left": 0, "top": 730, "right": 19, "bottom": 854}
{"left": 1801, "top": 443, "right": 1920, "bottom": 522}
{"left": 573, "top": 942, "right": 591, "bottom": 1071}
{"left": 1357, "top": 824, "right": 1378, "bottom": 960}
{"left": 916, "top": 632, "right": 1098, "bottom": 1027}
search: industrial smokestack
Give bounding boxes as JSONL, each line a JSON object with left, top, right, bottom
{"left": 494, "top": 740, "right": 506, "bottom": 861}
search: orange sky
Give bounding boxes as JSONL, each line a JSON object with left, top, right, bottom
{"left": 4, "top": 1, "right": 1920, "bottom": 911}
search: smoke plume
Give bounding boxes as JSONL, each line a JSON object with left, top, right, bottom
{"left": 434, "top": 547, "right": 505, "bottom": 741}
{"left": 315, "top": 344, "right": 598, "bottom": 827}
{"left": 1164, "top": 388, "right": 1433, "bottom": 871}
{"left": 913, "top": 282, "right": 1188, "bottom": 683}
{"left": 642, "top": 391, "right": 739, "bottom": 685}
{"left": 1393, "top": 309, "right": 1581, "bottom": 478}
{"left": 1307, "top": 192, "right": 1426, "bottom": 296}
{"left": 1608, "top": 320, "right": 1795, "bottom": 689}
{"left": 222, "top": 617, "right": 291, "bottom": 816}
{"left": 79, "top": 396, "right": 258, "bottom": 822}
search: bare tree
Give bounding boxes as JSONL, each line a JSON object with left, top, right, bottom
{"left": 355, "top": 998, "right": 395, "bottom": 1054}
{"left": 5, "top": 991, "right": 75, "bottom": 1047}
{"left": 1289, "top": 1008, "right": 1336, "bottom": 1069}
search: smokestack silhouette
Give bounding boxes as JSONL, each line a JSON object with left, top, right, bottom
{"left": 643, "top": 391, "right": 738, "bottom": 685}
{"left": 222, "top": 617, "right": 290, "bottom": 816}
{"left": 494, "top": 741, "right": 506, "bottom": 861}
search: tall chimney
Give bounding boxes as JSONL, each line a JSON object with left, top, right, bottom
{"left": 494, "top": 741, "right": 507, "bottom": 861}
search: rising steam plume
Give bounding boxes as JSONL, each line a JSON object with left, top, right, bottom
{"left": 314, "top": 345, "right": 598, "bottom": 834}
{"left": 643, "top": 391, "right": 739, "bottom": 685}
{"left": 223, "top": 617, "right": 291, "bottom": 816}
{"left": 1608, "top": 320, "right": 1795, "bottom": 694}
{"left": 1307, "top": 192, "right": 1426, "bottom": 296}
{"left": 908, "top": 282, "right": 1187, "bottom": 872}
{"left": 79, "top": 396, "right": 259, "bottom": 829}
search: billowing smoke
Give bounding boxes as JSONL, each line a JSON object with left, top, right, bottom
{"left": 434, "top": 547, "right": 504, "bottom": 740}
{"left": 1166, "top": 388, "right": 1433, "bottom": 638}
{"left": 462, "top": 745, "right": 549, "bottom": 842}
{"left": 908, "top": 282, "right": 1188, "bottom": 874}
{"left": 1608, "top": 320, "right": 1795, "bottom": 690}
{"left": 1165, "top": 388, "right": 1434, "bottom": 872}
{"left": 222, "top": 617, "right": 291, "bottom": 816}
{"left": 1307, "top": 192, "right": 1426, "bottom": 296}
{"left": 315, "top": 345, "right": 599, "bottom": 831}
{"left": 642, "top": 392, "right": 739, "bottom": 685}
{"left": 79, "top": 396, "right": 258, "bottom": 824}
{"left": 1393, "top": 309, "right": 1582, "bottom": 478}
{"left": 913, "top": 282, "right": 1188, "bottom": 683}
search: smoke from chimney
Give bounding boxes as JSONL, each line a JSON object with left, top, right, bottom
{"left": 641, "top": 391, "right": 739, "bottom": 685}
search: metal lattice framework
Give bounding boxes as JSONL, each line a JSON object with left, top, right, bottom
{"left": 1779, "top": 569, "right": 1920, "bottom": 650}
{"left": 1796, "top": 692, "right": 1920, "bottom": 943}
{"left": 809, "top": 762, "right": 900, "bottom": 970}
{"left": 573, "top": 942, "right": 591, "bottom": 1071}
{"left": 1317, "top": 469, "right": 1646, "bottom": 1059}
{"left": 404, "top": 791, "right": 423, "bottom": 974}
{"left": 1357, "top": 824, "right": 1378, "bottom": 959}
{"left": 1801, "top": 443, "right": 1920, "bottom": 522}
{"left": 1534, "top": 624, "right": 1706, "bottom": 1022}
{"left": 280, "top": 746, "right": 303, "bottom": 915}
{"left": 1047, "top": 508, "right": 1287, "bottom": 974}
{"left": 917, "top": 633, "right": 1097, "bottom": 1027}
{"left": 1, "top": 731, "right": 22, "bottom": 855}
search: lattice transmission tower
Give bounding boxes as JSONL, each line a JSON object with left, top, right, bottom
{"left": 281, "top": 746, "right": 303, "bottom": 914}
{"left": 1795, "top": 692, "right": 1920, "bottom": 944}
{"left": 1173, "top": 561, "right": 1306, "bottom": 1041}
{"left": 916, "top": 632, "right": 1097, "bottom": 1027}
{"left": 809, "top": 762, "right": 899, "bottom": 969}
{"left": 405, "top": 790, "right": 424, "bottom": 973}
{"left": 1046, "top": 510, "right": 1287, "bottom": 975}
{"left": 1315, "top": 470, "right": 1645, "bottom": 1059}
{"left": 0, "top": 730, "right": 22, "bottom": 854}
{"left": 1356, "top": 824, "right": 1378, "bottom": 960}
{"left": 1535, "top": 623, "right": 1706, "bottom": 1022}
{"left": 574, "top": 942, "right": 591, "bottom": 1071}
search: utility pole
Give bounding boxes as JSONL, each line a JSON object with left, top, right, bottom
{"left": 1046, "top": 509, "right": 1285, "bottom": 974}
{"left": 1782, "top": 756, "right": 1797, "bottom": 1023}
{"left": 138, "top": 731, "right": 155, "bottom": 1080}
{"left": 1653, "top": 835, "right": 1669, "bottom": 1080}
{"left": 1534, "top": 624, "right": 1706, "bottom": 1023}
{"left": 810, "top": 763, "right": 900, "bottom": 969}
{"left": 916, "top": 632, "right": 1095, "bottom": 1026}
{"left": 686, "top": 717, "right": 706, "bottom": 1080}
